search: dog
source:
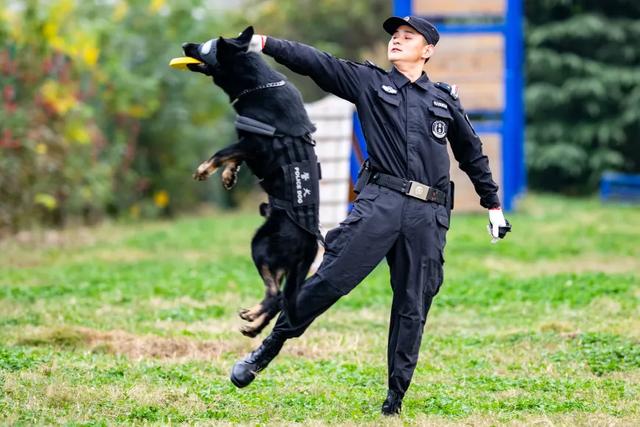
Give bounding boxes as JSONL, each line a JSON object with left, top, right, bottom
{"left": 182, "top": 26, "right": 322, "bottom": 337}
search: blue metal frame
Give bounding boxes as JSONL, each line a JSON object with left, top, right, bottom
{"left": 393, "top": 0, "right": 412, "bottom": 16}
{"left": 351, "top": 110, "right": 367, "bottom": 185}
{"left": 352, "top": 0, "right": 525, "bottom": 212}
{"left": 503, "top": 0, "right": 526, "bottom": 210}
{"left": 437, "top": 23, "right": 506, "bottom": 34}
{"left": 600, "top": 172, "right": 640, "bottom": 203}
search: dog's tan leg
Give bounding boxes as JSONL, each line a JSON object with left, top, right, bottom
{"left": 193, "top": 158, "right": 219, "bottom": 181}
{"left": 240, "top": 312, "right": 270, "bottom": 337}
{"left": 193, "top": 140, "right": 246, "bottom": 181}
{"left": 238, "top": 268, "right": 288, "bottom": 337}
{"left": 238, "top": 302, "right": 263, "bottom": 322}
{"left": 238, "top": 266, "right": 285, "bottom": 322}
{"left": 221, "top": 161, "right": 241, "bottom": 189}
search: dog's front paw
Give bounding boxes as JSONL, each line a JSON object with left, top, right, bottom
{"left": 222, "top": 164, "right": 240, "bottom": 190}
{"left": 193, "top": 159, "right": 217, "bottom": 181}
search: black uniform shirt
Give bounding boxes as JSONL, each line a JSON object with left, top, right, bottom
{"left": 263, "top": 37, "right": 501, "bottom": 209}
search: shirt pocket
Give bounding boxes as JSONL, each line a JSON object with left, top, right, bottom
{"left": 427, "top": 106, "right": 453, "bottom": 144}
{"left": 376, "top": 86, "right": 401, "bottom": 107}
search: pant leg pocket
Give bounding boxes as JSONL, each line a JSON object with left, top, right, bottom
{"left": 324, "top": 214, "right": 363, "bottom": 257}
{"left": 421, "top": 255, "right": 444, "bottom": 299}
{"left": 434, "top": 207, "right": 449, "bottom": 263}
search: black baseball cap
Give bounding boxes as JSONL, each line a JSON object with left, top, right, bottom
{"left": 383, "top": 16, "right": 440, "bottom": 46}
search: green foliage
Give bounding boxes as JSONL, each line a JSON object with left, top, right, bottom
{"left": 0, "top": 346, "right": 46, "bottom": 372}
{"left": 127, "top": 405, "right": 161, "bottom": 422}
{"left": 578, "top": 333, "right": 640, "bottom": 376}
{"left": 526, "top": 2, "right": 640, "bottom": 193}
{"left": 0, "top": 0, "right": 237, "bottom": 233}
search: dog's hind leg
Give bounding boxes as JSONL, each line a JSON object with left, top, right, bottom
{"left": 239, "top": 266, "right": 285, "bottom": 337}
{"left": 239, "top": 265, "right": 284, "bottom": 322}
{"left": 278, "top": 240, "right": 317, "bottom": 325}
{"left": 241, "top": 243, "right": 315, "bottom": 337}
{"left": 239, "top": 312, "right": 269, "bottom": 338}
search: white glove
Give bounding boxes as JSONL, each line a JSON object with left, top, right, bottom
{"left": 248, "top": 34, "right": 267, "bottom": 53}
{"left": 487, "top": 208, "right": 507, "bottom": 244}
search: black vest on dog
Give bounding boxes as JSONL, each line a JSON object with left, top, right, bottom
{"left": 237, "top": 115, "right": 323, "bottom": 243}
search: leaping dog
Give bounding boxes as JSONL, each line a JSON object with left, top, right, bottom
{"left": 182, "top": 26, "right": 322, "bottom": 337}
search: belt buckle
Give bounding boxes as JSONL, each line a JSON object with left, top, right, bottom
{"left": 407, "top": 181, "right": 429, "bottom": 201}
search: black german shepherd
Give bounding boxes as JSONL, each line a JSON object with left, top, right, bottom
{"left": 182, "top": 26, "right": 321, "bottom": 337}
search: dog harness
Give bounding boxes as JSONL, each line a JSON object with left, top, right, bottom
{"left": 235, "top": 114, "right": 323, "bottom": 242}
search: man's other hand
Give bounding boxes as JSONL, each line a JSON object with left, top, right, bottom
{"left": 487, "top": 207, "right": 511, "bottom": 243}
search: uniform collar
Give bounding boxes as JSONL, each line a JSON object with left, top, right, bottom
{"left": 389, "top": 66, "right": 430, "bottom": 90}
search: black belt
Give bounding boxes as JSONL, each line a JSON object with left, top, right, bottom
{"left": 371, "top": 171, "right": 447, "bottom": 206}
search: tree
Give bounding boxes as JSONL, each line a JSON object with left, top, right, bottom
{"left": 0, "top": 0, "right": 237, "bottom": 233}
{"left": 525, "top": 0, "right": 640, "bottom": 193}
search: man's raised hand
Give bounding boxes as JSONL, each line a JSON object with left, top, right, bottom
{"left": 248, "top": 34, "right": 267, "bottom": 53}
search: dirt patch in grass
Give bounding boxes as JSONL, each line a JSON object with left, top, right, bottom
{"left": 16, "top": 326, "right": 244, "bottom": 361}
{"left": 85, "top": 329, "right": 230, "bottom": 360}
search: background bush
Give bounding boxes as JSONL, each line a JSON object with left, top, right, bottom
{"left": 0, "top": 0, "right": 237, "bottom": 233}
{"left": 525, "top": 0, "right": 640, "bottom": 193}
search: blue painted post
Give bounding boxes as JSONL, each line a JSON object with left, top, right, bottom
{"left": 504, "top": 0, "right": 525, "bottom": 211}
{"left": 393, "top": 0, "right": 412, "bottom": 17}
{"left": 351, "top": 111, "right": 368, "bottom": 184}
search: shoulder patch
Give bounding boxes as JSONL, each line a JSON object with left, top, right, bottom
{"left": 364, "top": 59, "right": 386, "bottom": 73}
{"left": 435, "top": 82, "right": 459, "bottom": 100}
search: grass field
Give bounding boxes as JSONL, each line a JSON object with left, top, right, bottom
{"left": 1, "top": 194, "right": 639, "bottom": 425}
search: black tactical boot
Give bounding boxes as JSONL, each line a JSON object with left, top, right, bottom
{"left": 381, "top": 389, "right": 403, "bottom": 416}
{"left": 230, "top": 334, "right": 285, "bottom": 388}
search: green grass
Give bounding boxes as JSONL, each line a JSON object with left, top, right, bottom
{"left": 1, "top": 193, "right": 639, "bottom": 425}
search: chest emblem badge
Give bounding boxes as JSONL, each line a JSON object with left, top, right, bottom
{"left": 432, "top": 120, "right": 448, "bottom": 139}
{"left": 381, "top": 85, "right": 397, "bottom": 95}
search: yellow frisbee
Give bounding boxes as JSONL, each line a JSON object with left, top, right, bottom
{"left": 169, "top": 56, "right": 203, "bottom": 70}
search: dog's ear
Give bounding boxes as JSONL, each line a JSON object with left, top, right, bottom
{"left": 216, "top": 36, "right": 235, "bottom": 62}
{"left": 234, "top": 26, "right": 254, "bottom": 50}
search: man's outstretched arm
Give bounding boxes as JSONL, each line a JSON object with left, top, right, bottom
{"left": 252, "top": 35, "right": 368, "bottom": 103}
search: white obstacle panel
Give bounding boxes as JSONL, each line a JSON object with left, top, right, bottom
{"left": 304, "top": 95, "right": 354, "bottom": 232}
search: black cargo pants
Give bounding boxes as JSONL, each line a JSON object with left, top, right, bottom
{"left": 270, "top": 182, "right": 450, "bottom": 396}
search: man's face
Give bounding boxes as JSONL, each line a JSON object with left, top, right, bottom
{"left": 387, "top": 25, "right": 434, "bottom": 64}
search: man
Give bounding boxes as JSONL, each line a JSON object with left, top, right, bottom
{"left": 228, "top": 16, "right": 510, "bottom": 415}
